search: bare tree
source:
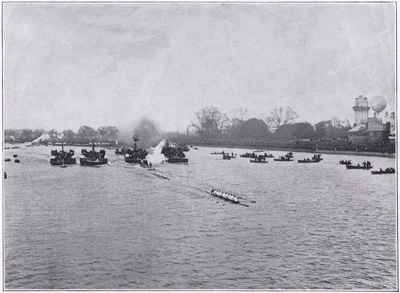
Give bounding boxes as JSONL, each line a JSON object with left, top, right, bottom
{"left": 190, "top": 106, "right": 225, "bottom": 138}
{"left": 266, "top": 106, "right": 299, "bottom": 128}
{"left": 223, "top": 107, "right": 248, "bottom": 138}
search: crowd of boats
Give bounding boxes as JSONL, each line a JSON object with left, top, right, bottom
{"left": 217, "top": 150, "right": 394, "bottom": 175}
{"left": 4, "top": 138, "right": 190, "bottom": 168}
{"left": 4, "top": 154, "right": 20, "bottom": 163}
{"left": 4, "top": 143, "right": 395, "bottom": 206}
{"left": 5, "top": 141, "right": 396, "bottom": 177}
{"left": 50, "top": 139, "right": 188, "bottom": 167}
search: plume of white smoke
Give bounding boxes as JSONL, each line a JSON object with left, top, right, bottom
{"left": 146, "top": 139, "right": 167, "bottom": 165}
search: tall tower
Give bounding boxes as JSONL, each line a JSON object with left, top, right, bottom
{"left": 353, "top": 95, "right": 370, "bottom": 125}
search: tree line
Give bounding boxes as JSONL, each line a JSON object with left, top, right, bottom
{"left": 4, "top": 126, "right": 120, "bottom": 144}
{"left": 4, "top": 117, "right": 163, "bottom": 147}
{"left": 4, "top": 106, "right": 352, "bottom": 146}
{"left": 186, "top": 106, "right": 351, "bottom": 141}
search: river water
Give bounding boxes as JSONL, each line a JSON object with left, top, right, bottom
{"left": 3, "top": 144, "right": 397, "bottom": 290}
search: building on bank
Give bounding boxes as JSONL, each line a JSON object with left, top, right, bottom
{"left": 348, "top": 95, "right": 392, "bottom": 144}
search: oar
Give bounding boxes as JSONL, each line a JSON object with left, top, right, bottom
{"left": 236, "top": 195, "right": 256, "bottom": 203}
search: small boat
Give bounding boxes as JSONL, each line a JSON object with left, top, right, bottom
{"left": 5, "top": 147, "right": 10, "bottom": 149}
{"left": 240, "top": 153, "right": 256, "bottom": 158}
{"left": 115, "top": 147, "right": 127, "bottom": 155}
{"left": 250, "top": 157, "right": 268, "bottom": 163}
{"left": 346, "top": 165, "right": 373, "bottom": 170}
{"left": 241, "top": 152, "right": 273, "bottom": 158}
{"left": 298, "top": 158, "right": 319, "bottom": 163}
{"left": 180, "top": 145, "right": 190, "bottom": 152}
{"left": 274, "top": 156, "right": 293, "bottom": 162}
{"left": 11, "top": 146, "right": 20, "bottom": 149}
{"left": 371, "top": 168, "right": 395, "bottom": 175}
{"left": 4, "top": 158, "right": 11, "bottom": 162}
{"left": 211, "top": 151, "right": 225, "bottom": 155}
{"left": 339, "top": 160, "right": 352, "bottom": 165}
{"left": 223, "top": 154, "right": 231, "bottom": 160}
{"left": 13, "top": 154, "right": 18, "bottom": 158}
{"left": 311, "top": 154, "right": 323, "bottom": 161}
{"left": 14, "top": 159, "right": 20, "bottom": 163}
{"left": 210, "top": 189, "right": 240, "bottom": 204}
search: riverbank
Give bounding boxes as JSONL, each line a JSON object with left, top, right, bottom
{"left": 192, "top": 143, "right": 395, "bottom": 158}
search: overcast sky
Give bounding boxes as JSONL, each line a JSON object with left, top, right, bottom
{"left": 3, "top": 2, "right": 396, "bottom": 132}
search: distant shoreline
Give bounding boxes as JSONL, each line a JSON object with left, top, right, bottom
{"left": 193, "top": 144, "right": 395, "bottom": 158}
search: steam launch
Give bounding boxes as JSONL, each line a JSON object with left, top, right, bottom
{"left": 50, "top": 142, "right": 76, "bottom": 165}
{"left": 124, "top": 137, "right": 149, "bottom": 164}
{"left": 80, "top": 142, "right": 108, "bottom": 166}
{"left": 161, "top": 140, "right": 189, "bottom": 164}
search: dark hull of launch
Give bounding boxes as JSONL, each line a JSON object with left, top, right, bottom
{"left": 50, "top": 158, "right": 77, "bottom": 165}
{"left": 80, "top": 158, "right": 108, "bottom": 166}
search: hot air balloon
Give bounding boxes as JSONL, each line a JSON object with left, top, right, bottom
{"left": 370, "top": 96, "right": 387, "bottom": 115}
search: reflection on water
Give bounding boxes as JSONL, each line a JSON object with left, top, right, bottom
{"left": 4, "top": 145, "right": 397, "bottom": 289}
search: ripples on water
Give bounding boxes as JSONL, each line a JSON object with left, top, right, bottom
{"left": 3, "top": 145, "right": 397, "bottom": 289}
